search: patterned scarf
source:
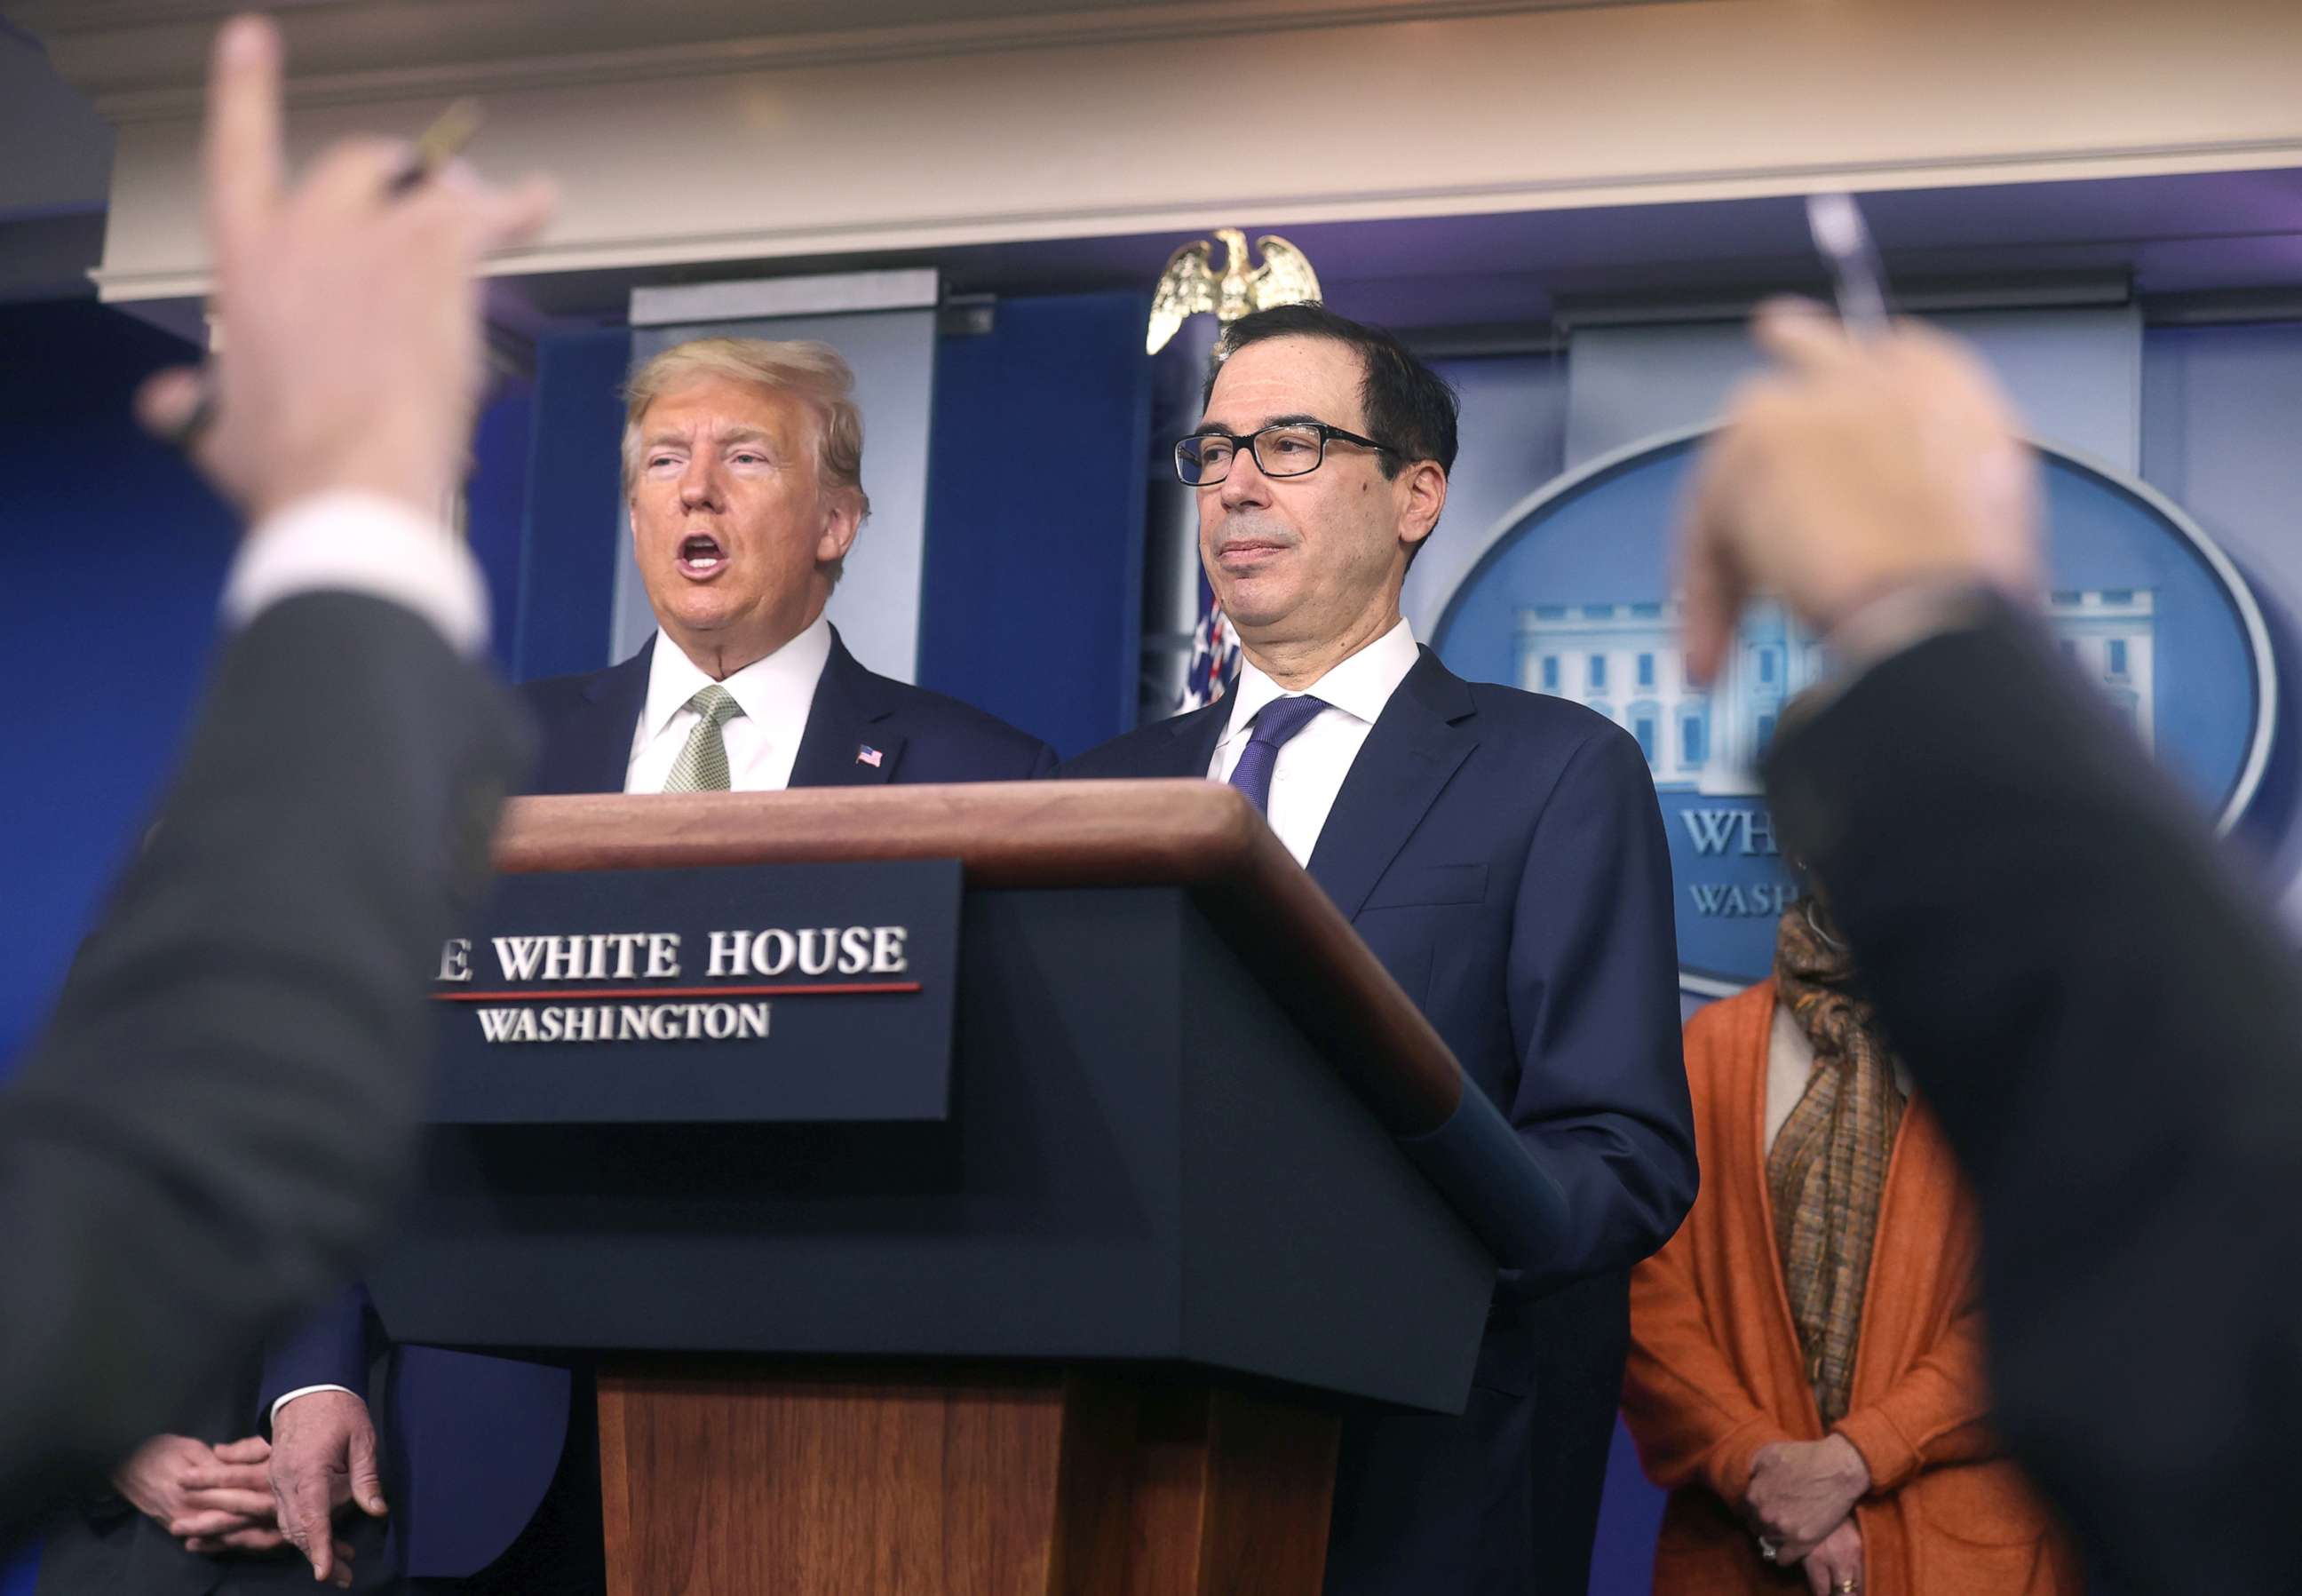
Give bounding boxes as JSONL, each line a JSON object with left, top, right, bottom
{"left": 1767, "top": 899, "right": 1908, "bottom": 1426}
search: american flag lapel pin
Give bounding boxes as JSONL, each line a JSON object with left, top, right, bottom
{"left": 856, "top": 744, "right": 884, "bottom": 768}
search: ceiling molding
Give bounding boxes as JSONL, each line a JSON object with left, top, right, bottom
{"left": 1553, "top": 271, "right": 2133, "bottom": 330}
{"left": 88, "top": 135, "right": 2302, "bottom": 308}
{"left": 13, "top": 0, "right": 1669, "bottom": 122}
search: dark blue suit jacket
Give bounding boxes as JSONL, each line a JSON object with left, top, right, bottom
{"left": 1060, "top": 647, "right": 1695, "bottom": 1595}
{"left": 521, "top": 628, "right": 1056, "bottom": 794}
{"left": 263, "top": 626, "right": 1053, "bottom": 1581}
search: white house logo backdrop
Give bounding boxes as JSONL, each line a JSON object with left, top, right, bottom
{"left": 1433, "top": 427, "right": 2276, "bottom": 997}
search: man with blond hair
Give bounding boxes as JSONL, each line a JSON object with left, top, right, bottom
{"left": 250, "top": 337, "right": 1053, "bottom": 1593}
{"left": 517, "top": 336, "right": 1052, "bottom": 795}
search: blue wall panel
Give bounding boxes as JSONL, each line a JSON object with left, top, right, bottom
{"left": 513, "top": 326, "right": 631, "bottom": 683}
{"left": 918, "top": 292, "right": 1150, "bottom": 757}
{"left": 0, "top": 298, "right": 236, "bottom": 1594}
{"left": 466, "top": 375, "right": 537, "bottom": 677}
{"left": 0, "top": 302, "right": 236, "bottom": 1075}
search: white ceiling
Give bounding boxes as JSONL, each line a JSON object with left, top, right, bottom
{"left": 6, "top": 0, "right": 1647, "bottom": 115}
{"left": 12, "top": 1, "right": 2302, "bottom": 330}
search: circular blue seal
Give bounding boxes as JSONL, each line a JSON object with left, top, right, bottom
{"left": 1431, "top": 426, "right": 2278, "bottom": 997}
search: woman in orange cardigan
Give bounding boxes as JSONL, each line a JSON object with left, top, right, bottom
{"left": 1622, "top": 901, "right": 2077, "bottom": 1595}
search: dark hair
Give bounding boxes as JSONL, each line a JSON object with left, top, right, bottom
{"left": 1200, "top": 303, "right": 1460, "bottom": 480}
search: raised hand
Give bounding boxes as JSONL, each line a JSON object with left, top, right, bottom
{"left": 1677, "top": 299, "right": 2040, "bottom": 684}
{"left": 135, "top": 12, "right": 554, "bottom": 524}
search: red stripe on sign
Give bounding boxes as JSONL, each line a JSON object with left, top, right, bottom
{"left": 432, "top": 982, "right": 923, "bottom": 1003}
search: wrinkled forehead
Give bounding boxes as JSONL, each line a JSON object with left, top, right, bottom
{"left": 1202, "top": 336, "right": 1367, "bottom": 433}
{"left": 637, "top": 374, "right": 812, "bottom": 443}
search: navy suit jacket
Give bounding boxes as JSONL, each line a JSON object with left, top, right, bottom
{"left": 263, "top": 625, "right": 1052, "bottom": 1580}
{"left": 520, "top": 627, "right": 1056, "bottom": 793}
{"left": 1060, "top": 647, "right": 1695, "bottom": 1594}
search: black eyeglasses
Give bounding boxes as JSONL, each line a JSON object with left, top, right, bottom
{"left": 1173, "top": 421, "right": 1396, "bottom": 487}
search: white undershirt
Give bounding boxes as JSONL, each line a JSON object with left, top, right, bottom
{"left": 623, "top": 616, "right": 832, "bottom": 794}
{"left": 1207, "top": 617, "right": 1422, "bottom": 866}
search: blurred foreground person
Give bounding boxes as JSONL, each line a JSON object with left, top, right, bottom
{"left": 0, "top": 6, "right": 550, "bottom": 1564}
{"left": 1623, "top": 896, "right": 2078, "bottom": 1595}
{"left": 1679, "top": 303, "right": 2302, "bottom": 1595}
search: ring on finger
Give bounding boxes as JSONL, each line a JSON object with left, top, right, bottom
{"left": 1756, "top": 1536, "right": 1780, "bottom": 1563}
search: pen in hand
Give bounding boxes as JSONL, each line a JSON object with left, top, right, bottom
{"left": 1805, "top": 192, "right": 1892, "bottom": 341}
{"left": 164, "top": 98, "right": 486, "bottom": 451}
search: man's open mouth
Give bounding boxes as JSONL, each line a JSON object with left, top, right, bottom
{"left": 676, "top": 535, "right": 726, "bottom": 577}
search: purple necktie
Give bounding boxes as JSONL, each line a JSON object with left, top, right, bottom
{"left": 1226, "top": 694, "right": 1329, "bottom": 814}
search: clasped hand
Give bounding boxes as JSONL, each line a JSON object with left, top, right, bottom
{"left": 114, "top": 1432, "right": 277, "bottom": 1551}
{"left": 1746, "top": 1433, "right": 1870, "bottom": 1592}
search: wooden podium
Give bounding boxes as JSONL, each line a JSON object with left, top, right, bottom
{"left": 366, "top": 782, "right": 1511, "bottom": 1596}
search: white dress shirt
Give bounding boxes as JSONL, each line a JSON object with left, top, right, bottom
{"left": 623, "top": 615, "right": 834, "bottom": 794}
{"left": 1208, "top": 617, "right": 1422, "bottom": 866}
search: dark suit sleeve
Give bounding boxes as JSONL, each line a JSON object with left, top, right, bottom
{"left": 1764, "top": 597, "right": 2302, "bottom": 1595}
{"left": 0, "top": 592, "right": 528, "bottom": 1543}
{"left": 1027, "top": 741, "right": 1059, "bottom": 780}
{"left": 260, "top": 1284, "right": 377, "bottom": 1425}
{"left": 1504, "top": 722, "right": 1697, "bottom": 1294}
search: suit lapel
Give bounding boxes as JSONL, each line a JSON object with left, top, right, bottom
{"left": 1306, "top": 650, "right": 1480, "bottom": 921}
{"left": 789, "top": 629, "right": 905, "bottom": 787}
{"left": 1149, "top": 697, "right": 1232, "bottom": 779}
{"left": 551, "top": 639, "right": 652, "bottom": 795}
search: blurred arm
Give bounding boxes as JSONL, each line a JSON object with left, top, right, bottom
{"left": 1765, "top": 597, "right": 2302, "bottom": 1592}
{"left": 0, "top": 545, "right": 526, "bottom": 1542}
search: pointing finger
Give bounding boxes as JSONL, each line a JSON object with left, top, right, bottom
{"left": 204, "top": 14, "right": 285, "bottom": 266}
{"left": 472, "top": 172, "right": 559, "bottom": 256}
{"left": 1752, "top": 297, "right": 1856, "bottom": 376}
{"left": 282, "top": 1479, "right": 336, "bottom": 1580}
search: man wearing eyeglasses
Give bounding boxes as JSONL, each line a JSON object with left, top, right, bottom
{"left": 1062, "top": 303, "right": 1695, "bottom": 1594}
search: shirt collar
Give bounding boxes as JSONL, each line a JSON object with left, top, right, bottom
{"left": 641, "top": 614, "right": 835, "bottom": 743}
{"left": 1220, "top": 615, "right": 1420, "bottom": 745}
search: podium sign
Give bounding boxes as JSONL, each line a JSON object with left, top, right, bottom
{"left": 375, "top": 784, "right": 1512, "bottom": 1596}
{"left": 425, "top": 857, "right": 961, "bottom": 1124}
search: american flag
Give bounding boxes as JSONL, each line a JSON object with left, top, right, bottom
{"left": 1179, "top": 584, "right": 1241, "bottom": 711}
{"left": 855, "top": 744, "right": 884, "bottom": 767}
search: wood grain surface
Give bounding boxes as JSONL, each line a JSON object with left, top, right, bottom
{"left": 599, "top": 1361, "right": 1337, "bottom": 1596}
